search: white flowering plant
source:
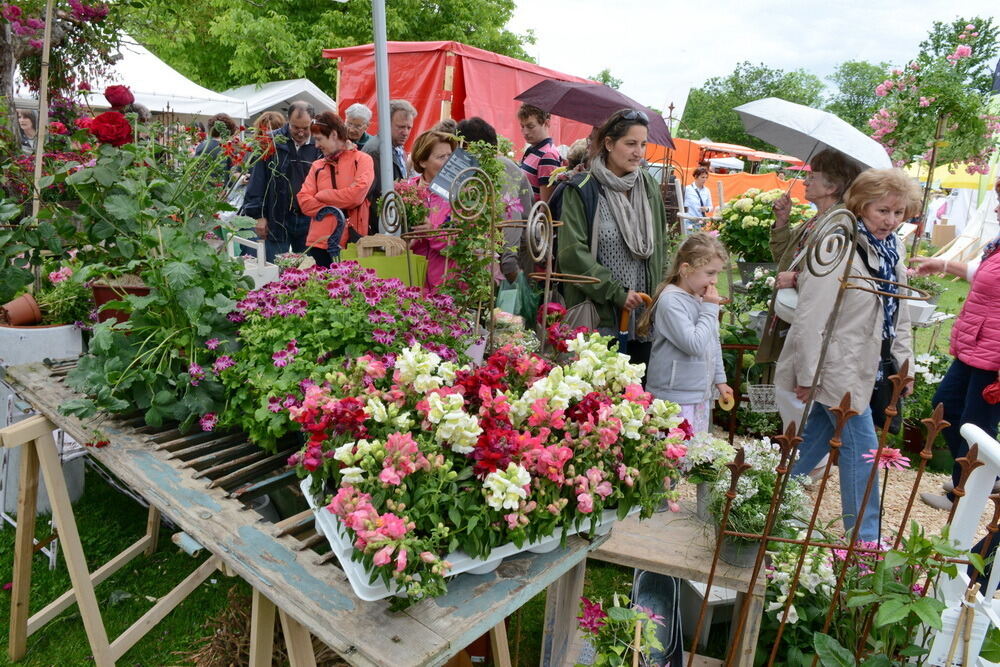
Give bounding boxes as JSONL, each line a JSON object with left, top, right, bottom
{"left": 711, "top": 188, "right": 812, "bottom": 262}
{"left": 709, "top": 437, "right": 808, "bottom": 543}
{"left": 679, "top": 433, "right": 736, "bottom": 484}
{"left": 902, "top": 352, "right": 950, "bottom": 431}
{"left": 287, "top": 332, "right": 690, "bottom": 601}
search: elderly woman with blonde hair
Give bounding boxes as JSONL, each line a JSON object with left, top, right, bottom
{"left": 776, "top": 168, "right": 919, "bottom": 542}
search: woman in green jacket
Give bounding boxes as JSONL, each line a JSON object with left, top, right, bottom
{"left": 556, "top": 108, "right": 667, "bottom": 367}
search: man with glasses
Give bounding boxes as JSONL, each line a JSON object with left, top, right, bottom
{"left": 364, "top": 99, "right": 417, "bottom": 235}
{"left": 344, "top": 103, "right": 373, "bottom": 149}
{"left": 244, "top": 100, "right": 324, "bottom": 261}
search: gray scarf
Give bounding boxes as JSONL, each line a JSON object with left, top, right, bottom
{"left": 589, "top": 155, "right": 654, "bottom": 259}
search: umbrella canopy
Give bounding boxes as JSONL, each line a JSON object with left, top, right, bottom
{"left": 734, "top": 97, "right": 891, "bottom": 170}
{"left": 515, "top": 80, "right": 674, "bottom": 148}
{"left": 907, "top": 161, "right": 997, "bottom": 189}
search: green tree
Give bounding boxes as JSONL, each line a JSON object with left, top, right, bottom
{"left": 824, "top": 60, "right": 889, "bottom": 131}
{"left": 678, "top": 62, "right": 824, "bottom": 150}
{"left": 124, "top": 0, "right": 534, "bottom": 93}
{"left": 592, "top": 68, "right": 622, "bottom": 90}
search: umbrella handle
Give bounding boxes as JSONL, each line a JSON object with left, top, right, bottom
{"left": 619, "top": 292, "right": 653, "bottom": 332}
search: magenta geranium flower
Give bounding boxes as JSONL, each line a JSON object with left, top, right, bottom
{"left": 577, "top": 597, "right": 607, "bottom": 634}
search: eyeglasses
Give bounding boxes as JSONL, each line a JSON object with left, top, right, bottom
{"left": 619, "top": 109, "right": 649, "bottom": 125}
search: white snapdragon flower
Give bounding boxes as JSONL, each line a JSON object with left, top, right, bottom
{"left": 366, "top": 396, "right": 388, "bottom": 423}
{"left": 427, "top": 392, "right": 482, "bottom": 453}
{"left": 436, "top": 361, "right": 457, "bottom": 385}
{"left": 340, "top": 467, "right": 365, "bottom": 484}
{"left": 395, "top": 346, "right": 442, "bottom": 385}
{"left": 612, "top": 401, "right": 646, "bottom": 439}
{"left": 647, "top": 399, "right": 682, "bottom": 430}
{"left": 413, "top": 373, "right": 442, "bottom": 393}
{"left": 334, "top": 441, "right": 358, "bottom": 464}
{"left": 483, "top": 463, "right": 531, "bottom": 510}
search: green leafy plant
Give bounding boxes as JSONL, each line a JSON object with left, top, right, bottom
{"left": 577, "top": 594, "right": 665, "bottom": 666}
{"left": 758, "top": 522, "right": 976, "bottom": 664}
{"left": 711, "top": 188, "right": 812, "bottom": 262}
{"left": 62, "top": 224, "right": 252, "bottom": 429}
{"left": 438, "top": 139, "right": 508, "bottom": 315}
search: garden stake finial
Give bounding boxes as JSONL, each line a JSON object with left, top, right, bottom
{"left": 949, "top": 443, "right": 985, "bottom": 525}
{"left": 687, "top": 448, "right": 750, "bottom": 667}
{"left": 893, "top": 402, "right": 949, "bottom": 550}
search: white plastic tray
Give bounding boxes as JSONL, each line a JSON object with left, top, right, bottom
{"left": 300, "top": 477, "right": 633, "bottom": 601}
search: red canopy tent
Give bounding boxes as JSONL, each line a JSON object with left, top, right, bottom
{"left": 323, "top": 41, "right": 594, "bottom": 155}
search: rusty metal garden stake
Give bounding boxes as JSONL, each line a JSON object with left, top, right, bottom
{"left": 686, "top": 450, "right": 750, "bottom": 667}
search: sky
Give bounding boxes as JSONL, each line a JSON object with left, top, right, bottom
{"left": 507, "top": 0, "right": 1000, "bottom": 123}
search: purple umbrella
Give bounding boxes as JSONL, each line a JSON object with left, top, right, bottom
{"left": 515, "top": 80, "right": 674, "bottom": 148}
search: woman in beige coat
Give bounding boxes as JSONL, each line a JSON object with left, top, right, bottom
{"left": 776, "top": 169, "right": 918, "bottom": 542}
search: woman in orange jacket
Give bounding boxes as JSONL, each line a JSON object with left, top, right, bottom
{"left": 297, "top": 111, "right": 374, "bottom": 266}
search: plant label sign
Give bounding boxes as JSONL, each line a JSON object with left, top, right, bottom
{"left": 429, "top": 148, "right": 480, "bottom": 200}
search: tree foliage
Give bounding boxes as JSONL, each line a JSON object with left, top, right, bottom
{"left": 124, "top": 0, "right": 534, "bottom": 93}
{"left": 591, "top": 68, "right": 622, "bottom": 90}
{"left": 871, "top": 16, "right": 999, "bottom": 170}
{"left": 918, "top": 16, "right": 999, "bottom": 93}
{"left": 824, "top": 60, "right": 889, "bottom": 132}
{"left": 678, "top": 62, "right": 824, "bottom": 150}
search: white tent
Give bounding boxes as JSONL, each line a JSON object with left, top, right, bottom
{"left": 223, "top": 79, "right": 337, "bottom": 117}
{"left": 80, "top": 37, "right": 248, "bottom": 119}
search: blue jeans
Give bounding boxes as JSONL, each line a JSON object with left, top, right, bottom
{"left": 934, "top": 359, "right": 1000, "bottom": 499}
{"left": 264, "top": 213, "right": 311, "bottom": 263}
{"left": 792, "top": 402, "right": 881, "bottom": 542}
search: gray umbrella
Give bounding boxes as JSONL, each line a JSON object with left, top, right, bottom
{"left": 734, "top": 97, "right": 892, "bottom": 170}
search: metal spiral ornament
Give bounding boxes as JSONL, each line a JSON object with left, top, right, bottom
{"left": 448, "top": 166, "right": 494, "bottom": 224}
{"left": 525, "top": 200, "right": 555, "bottom": 264}
{"left": 803, "top": 207, "right": 858, "bottom": 279}
{"left": 379, "top": 189, "right": 406, "bottom": 235}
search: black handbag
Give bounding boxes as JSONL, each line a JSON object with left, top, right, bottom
{"left": 870, "top": 339, "right": 903, "bottom": 435}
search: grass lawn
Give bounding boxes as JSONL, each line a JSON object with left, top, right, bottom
{"left": 0, "top": 466, "right": 245, "bottom": 666}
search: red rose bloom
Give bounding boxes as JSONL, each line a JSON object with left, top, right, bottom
{"left": 984, "top": 381, "right": 1000, "bottom": 405}
{"left": 86, "top": 111, "right": 132, "bottom": 147}
{"left": 49, "top": 121, "right": 68, "bottom": 135}
{"left": 104, "top": 85, "right": 134, "bottom": 108}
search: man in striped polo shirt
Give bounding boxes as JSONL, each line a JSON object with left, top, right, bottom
{"left": 517, "top": 104, "right": 562, "bottom": 203}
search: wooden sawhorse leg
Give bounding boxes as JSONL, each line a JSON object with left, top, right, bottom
{"left": 2, "top": 416, "right": 216, "bottom": 665}
{"left": 489, "top": 620, "right": 512, "bottom": 667}
{"left": 250, "top": 588, "right": 318, "bottom": 667}
{"left": 4, "top": 416, "right": 113, "bottom": 664}
{"left": 539, "top": 560, "right": 587, "bottom": 667}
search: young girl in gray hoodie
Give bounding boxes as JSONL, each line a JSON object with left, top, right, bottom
{"left": 639, "top": 233, "right": 733, "bottom": 433}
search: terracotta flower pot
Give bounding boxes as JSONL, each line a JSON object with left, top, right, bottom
{"left": 91, "top": 283, "right": 151, "bottom": 323}
{"left": 1, "top": 293, "right": 42, "bottom": 326}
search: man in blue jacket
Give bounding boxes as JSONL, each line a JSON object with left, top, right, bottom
{"left": 244, "top": 100, "right": 323, "bottom": 262}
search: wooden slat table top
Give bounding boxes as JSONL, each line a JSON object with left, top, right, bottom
{"left": 590, "top": 507, "right": 766, "bottom": 595}
{"left": 6, "top": 362, "right": 604, "bottom": 666}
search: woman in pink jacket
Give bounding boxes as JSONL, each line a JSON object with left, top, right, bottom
{"left": 912, "top": 178, "right": 1000, "bottom": 511}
